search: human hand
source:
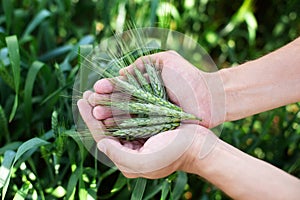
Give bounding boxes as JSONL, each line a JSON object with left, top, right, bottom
{"left": 77, "top": 50, "right": 222, "bottom": 178}
{"left": 78, "top": 94, "right": 218, "bottom": 178}
{"left": 119, "top": 50, "right": 225, "bottom": 128}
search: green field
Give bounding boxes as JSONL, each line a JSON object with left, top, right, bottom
{"left": 0, "top": 0, "right": 299, "bottom": 199}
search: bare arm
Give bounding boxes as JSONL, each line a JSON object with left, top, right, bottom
{"left": 219, "top": 37, "right": 300, "bottom": 121}
{"left": 183, "top": 133, "right": 300, "bottom": 200}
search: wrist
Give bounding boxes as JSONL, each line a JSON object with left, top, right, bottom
{"left": 201, "top": 71, "right": 226, "bottom": 127}
{"left": 179, "top": 126, "right": 221, "bottom": 176}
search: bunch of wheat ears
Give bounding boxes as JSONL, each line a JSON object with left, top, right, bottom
{"left": 81, "top": 29, "right": 201, "bottom": 140}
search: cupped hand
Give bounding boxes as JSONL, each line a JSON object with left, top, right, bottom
{"left": 78, "top": 94, "right": 217, "bottom": 178}
{"left": 119, "top": 50, "right": 225, "bottom": 128}
{"left": 77, "top": 50, "right": 223, "bottom": 178}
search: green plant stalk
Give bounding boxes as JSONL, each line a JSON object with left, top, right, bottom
{"left": 112, "top": 78, "right": 182, "bottom": 112}
{"left": 119, "top": 116, "right": 181, "bottom": 128}
{"left": 144, "top": 63, "right": 166, "bottom": 99}
{"left": 133, "top": 66, "right": 153, "bottom": 93}
{"left": 99, "top": 101, "right": 200, "bottom": 121}
{"left": 108, "top": 123, "right": 179, "bottom": 139}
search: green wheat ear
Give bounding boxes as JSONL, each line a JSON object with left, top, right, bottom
{"left": 84, "top": 25, "right": 201, "bottom": 140}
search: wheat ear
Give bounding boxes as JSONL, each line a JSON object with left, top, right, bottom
{"left": 144, "top": 63, "right": 166, "bottom": 99}
{"left": 133, "top": 65, "right": 153, "bottom": 93}
{"left": 107, "top": 123, "right": 179, "bottom": 139}
{"left": 119, "top": 116, "right": 181, "bottom": 128}
{"left": 112, "top": 78, "right": 182, "bottom": 112}
{"left": 97, "top": 101, "right": 200, "bottom": 121}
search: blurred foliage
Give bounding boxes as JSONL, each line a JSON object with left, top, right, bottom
{"left": 0, "top": 0, "right": 299, "bottom": 199}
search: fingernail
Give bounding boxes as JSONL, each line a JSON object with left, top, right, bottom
{"left": 97, "top": 141, "right": 106, "bottom": 153}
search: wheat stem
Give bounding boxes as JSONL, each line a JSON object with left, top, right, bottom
{"left": 107, "top": 123, "right": 179, "bottom": 139}
{"left": 119, "top": 116, "right": 181, "bottom": 128}
{"left": 112, "top": 78, "right": 182, "bottom": 112}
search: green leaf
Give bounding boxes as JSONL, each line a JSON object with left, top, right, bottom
{"left": 14, "top": 138, "right": 49, "bottom": 164}
{"left": 24, "top": 61, "right": 45, "bottom": 121}
{"left": 13, "top": 181, "right": 31, "bottom": 200}
{"left": 0, "top": 105, "right": 10, "bottom": 142}
{"left": 0, "top": 150, "right": 16, "bottom": 200}
{"left": 111, "top": 173, "right": 127, "bottom": 193}
{"left": 171, "top": 172, "right": 187, "bottom": 200}
{"left": 39, "top": 45, "right": 73, "bottom": 61}
{"left": 2, "top": 0, "right": 13, "bottom": 33}
{"left": 0, "top": 62, "right": 15, "bottom": 90}
{"left": 9, "top": 95, "right": 18, "bottom": 122}
{"left": 160, "top": 180, "right": 170, "bottom": 200}
{"left": 245, "top": 11, "right": 257, "bottom": 45}
{"left": 0, "top": 150, "right": 15, "bottom": 188}
{"left": 22, "top": 9, "right": 51, "bottom": 39}
{"left": 79, "top": 45, "right": 93, "bottom": 92}
{"left": 130, "top": 178, "right": 147, "bottom": 200}
{"left": 143, "top": 182, "right": 164, "bottom": 200}
{"left": 66, "top": 167, "right": 81, "bottom": 200}
{"left": 0, "top": 142, "right": 22, "bottom": 154}
{"left": 5, "top": 35, "right": 20, "bottom": 122}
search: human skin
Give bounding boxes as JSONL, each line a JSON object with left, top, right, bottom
{"left": 77, "top": 37, "right": 300, "bottom": 199}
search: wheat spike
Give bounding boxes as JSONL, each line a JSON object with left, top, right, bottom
{"left": 144, "top": 63, "right": 166, "bottom": 99}
{"left": 98, "top": 101, "right": 200, "bottom": 121}
{"left": 133, "top": 66, "right": 153, "bottom": 93}
{"left": 112, "top": 78, "right": 182, "bottom": 112}
{"left": 124, "top": 69, "right": 141, "bottom": 89}
{"left": 107, "top": 122, "right": 179, "bottom": 139}
{"left": 119, "top": 116, "right": 181, "bottom": 128}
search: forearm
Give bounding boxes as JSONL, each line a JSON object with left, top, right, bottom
{"left": 188, "top": 138, "right": 300, "bottom": 200}
{"left": 219, "top": 37, "right": 300, "bottom": 121}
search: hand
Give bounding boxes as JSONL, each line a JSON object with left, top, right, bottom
{"left": 119, "top": 50, "right": 225, "bottom": 128}
{"left": 78, "top": 94, "right": 218, "bottom": 178}
{"left": 77, "top": 50, "right": 222, "bottom": 178}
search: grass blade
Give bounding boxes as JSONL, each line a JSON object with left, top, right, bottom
{"left": 5, "top": 35, "right": 20, "bottom": 122}
{"left": 66, "top": 167, "right": 81, "bottom": 200}
{"left": 14, "top": 138, "right": 49, "bottom": 164}
{"left": 2, "top": 0, "right": 13, "bottom": 33}
{"left": 0, "top": 63, "right": 14, "bottom": 90}
{"left": 22, "top": 9, "right": 51, "bottom": 39}
{"left": 0, "top": 105, "right": 10, "bottom": 142}
{"left": 171, "top": 172, "right": 187, "bottom": 200}
{"left": 79, "top": 45, "right": 93, "bottom": 92}
{"left": 0, "top": 150, "right": 15, "bottom": 200}
{"left": 0, "top": 150, "right": 15, "bottom": 189}
{"left": 160, "top": 180, "right": 170, "bottom": 200}
{"left": 111, "top": 173, "right": 127, "bottom": 194}
{"left": 24, "top": 61, "right": 44, "bottom": 122}
{"left": 12, "top": 181, "right": 30, "bottom": 200}
{"left": 130, "top": 178, "right": 147, "bottom": 200}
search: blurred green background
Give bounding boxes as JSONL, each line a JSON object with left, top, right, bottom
{"left": 0, "top": 0, "right": 299, "bottom": 199}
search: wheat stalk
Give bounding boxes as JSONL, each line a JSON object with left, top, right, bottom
{"left": 119, "top": 116, "right": 181, "bottom": 128}
{"left": 124, "top": 69, "right": 142, "bottom": 89}
{"left": 133, "top": 65, "right": 153, "bottom": 93}
{"left": 96, "top": 100, "right": 200, "bottom": 121}
{"left": 112, "top": 77, "right": 182, "bottom": 112}
{"left": 107, "top": 122, "right": 179, "bottom": 139}
{"left": 144, "top": 63, "right": 166, "bottom": 99}
{"left": 81, "top": 28, "right": 202, "bottom": 140}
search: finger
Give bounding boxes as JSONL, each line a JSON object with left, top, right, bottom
{"left": 94, "top": 79, "right": 114, "bottom": 94}
{"left": 88, "top": 92, "right": 111, "bottom": 106}
{"left": 93, "top": 106, "right": 112, "bottom": 120}
{"left": 119, "top": 50, "right": 179, "bottom": 76}
{"left": 96, "top": 128, "right": 194, "bottom": 174}
{"left": 119, "top": 55, "right": 153, "bottom": 76}
{"left": 83, "top": 91, "right": 93, "bottom": 100}
{"left": 103, "top": 117, "right": 116, "bottom": 127}
{"left": 77, "top": 99, "right": 106, "bottom": 142}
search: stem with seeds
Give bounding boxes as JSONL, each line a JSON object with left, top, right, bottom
{"left": 112, "top": 78, "right": 182, "bottom": 112}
